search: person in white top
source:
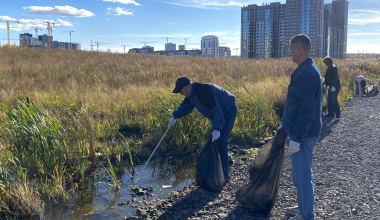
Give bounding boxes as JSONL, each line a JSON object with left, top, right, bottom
{"left": 355, "top": 75, "right": 372, "bottom": 96}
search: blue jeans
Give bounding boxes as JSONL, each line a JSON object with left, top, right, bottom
{"left": 355, "top": 81, "right": 366, "bottom": 95}
{"left": 291, "top": 137, "right": 319, "bottom": 220}
{"left": 217, "top": 104, "right": 238, "bottom": 178}
{"left": 327, "top": 83, "right": 341, "bottom": 117}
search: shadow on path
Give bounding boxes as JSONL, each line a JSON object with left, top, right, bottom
{"left": 156, "top": 187, "right": 220, "bottom": 220}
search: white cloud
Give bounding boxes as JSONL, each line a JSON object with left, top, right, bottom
{"left": 23, "top": 5, "right": 95, "bottom": 17}
{"left": 106, "top": 8, "right": 112, "bottom": 15}
{"left": 0, "top": 16, "right": 73, "bottom": 31}
{"left": 56, "top": 19, "right": 73, "bottom": 26}
{"left": 164, "top": 0, "right": 267, "bottom": 10}
{"left": 0, "top": 16, "right": 17, "bottom": 21}
{"left": 103, "top": 0, "right": 140, "bottom": 6}
{"left": 106, "top": 7, "right": 133, "bottom": 16}
{"left": 115, "top": 7, "right": 133, "bottom": 15}
{"left": 349, "top": 10, "right": 380, "bottom": 25}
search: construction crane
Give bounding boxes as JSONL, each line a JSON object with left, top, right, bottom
{"left": 140, "top": 42, "right": 156, "bottom": 47}
{"left": 34, "top": 28, "right": 42, "bottom": 38}
{"left": 94, "top": 41, "right": 110, "bottom": 51}
{"left": 233, "top": 48, "right": 240, "bottom": 56}
{"left": 184, "top": 37, "right": 191, "bottom": 50}
{"left": 22, "top": 17, "right": 55, "bottom": 48}
{"left": 121, "top": 45, "right": 131, "bottom": 53}
{"left": 46, "top": 21, "right": 55, "bottom": 48}
{"left": 61, "top": 31, "right": 74, "bottom": 50}
{"left": 158, "top": 36, "right": 171, "bottom": 44}
{"left": 0, "top": 19, "right": 20, "bottom": 45}
{"left": 0, "top": 38, "right": 17, "bottom": 47}
{"left": 90, "top": 40, "right": 94, "bottom": 51}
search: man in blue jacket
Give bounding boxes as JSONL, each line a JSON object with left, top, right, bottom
{"left": 283, "top": 34, "right": 322, "bottom": 220}
{"left": 168, "top": 77, "right": 238, "bottom": 182}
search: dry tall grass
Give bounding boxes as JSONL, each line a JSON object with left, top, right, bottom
{"left": 0, "top": 48, "right": 379, "bottom": 148}
{"left": 0, "top": 48, "right": 379, "bottom": 217}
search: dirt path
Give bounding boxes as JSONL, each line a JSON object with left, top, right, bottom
{"left": 129, "top": 94, "right": 380, "bottom": 220}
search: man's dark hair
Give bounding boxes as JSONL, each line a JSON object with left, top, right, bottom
{"left": 290, "top": 34, "right": 311, "bottom": 51}
{"left": 323, "top": 56, "right": 333, "bottom": 65}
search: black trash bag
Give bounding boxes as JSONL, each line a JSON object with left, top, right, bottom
{"left": 235, "top": 127, "right": 287, "bottom": 214}
{"left": 195, "top": 136, "right": 225, "bottom": 191}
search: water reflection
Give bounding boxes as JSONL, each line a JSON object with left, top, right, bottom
{"left": 43, "top": 155, "right": 197, "bottom": 220}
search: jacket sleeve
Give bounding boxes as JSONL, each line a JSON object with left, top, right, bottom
{"left": 211, "top": 102, "right": 225, "bottom": 132}
{"left": 330, "top": 67, "right": 339, "bottom": 86}
{"left": 291, "top": 71, "right": 318, "bottom": 142}
{"left": 173, "top": 98, "right": 195, "bottom": 119}
{"left": 324, "top": 69, "right": 330, "bottom": 86}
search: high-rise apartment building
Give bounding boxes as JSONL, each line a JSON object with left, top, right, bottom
{"left": 323, "top": 0, "right": 349, "bottom": 59}
{"left": 178, "top": 45, "right": 185, "bottom": 50}
{"left": 241, "top": 0, "right": 348, "bottom": 59}
{"left": 241, "top": 3, "right": 287, "bottom": 59}
{"left": 19, "top": 33, "right": 33, "bottom": 47}
{"left": 38, "top": 34, "right": 50, "bottom": 48}
{"left": 219, "top": 46, "right": 232, "bottom": 58}
{"left": 165, "top": 43, "right": 176, "bottom": 51}
{"left": 201, "top": 35, "right": 219, "bottom": 58}
{"left": 284, "top": 0, "right": 325, "bottom": 58}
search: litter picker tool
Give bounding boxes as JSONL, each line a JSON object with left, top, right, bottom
{"left": 134, "top": 125, "right": 171, "bottom": 184}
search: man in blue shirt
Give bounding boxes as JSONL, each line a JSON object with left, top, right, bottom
{"left": 282, "top": 34, "right": 322, "bottom": 220}
{"left": 168, "top": 77, "right": 238, "bottom": 182}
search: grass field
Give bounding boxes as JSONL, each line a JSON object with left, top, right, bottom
{"left": 0, "top": 47, "right": 379, "bottom": 217}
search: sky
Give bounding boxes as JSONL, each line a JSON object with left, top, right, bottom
{"left": 1, "top": 0, "right": 380, "bottom": 54}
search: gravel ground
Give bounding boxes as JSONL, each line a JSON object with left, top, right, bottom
{"left": 131, "top": 93, "right": 380, "bottom": 220}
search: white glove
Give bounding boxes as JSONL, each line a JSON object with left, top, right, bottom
{"left": 212, "top": 130, "right": 220, "bottom": 142}
{"left": 289, "top": 140, "right": 301, "bottom": 154}
{"left": 168, "top": 118, "right": 176, "bottom": 128}
{"left": 331, "top": 87, "right": 336, "bottom": 92}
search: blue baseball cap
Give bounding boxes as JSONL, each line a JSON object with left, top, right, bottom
{"left": 172, "top": 77, "right": 191, "bottom": 93}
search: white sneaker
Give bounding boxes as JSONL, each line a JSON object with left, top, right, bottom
{"left": 290, "top": 213, "right": 305, "bottom": 220}
{"left": 285, "top": 206, "right": 300, "bottom": 216}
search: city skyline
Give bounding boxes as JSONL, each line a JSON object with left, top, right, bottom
{"left": 241, "top": 0, "right": 349, "bottom": 59}
{"left": 0, "top": 0, "right": 379, "bottom": 54}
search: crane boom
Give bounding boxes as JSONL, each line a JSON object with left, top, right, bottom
{"left": 0, "top": 20, "right": 20, "bottom": 45}
{"left": 62, "top": 31, "right": 74, "bottom": 50}
{"left": 94, "top": 41, "right": 110, "bottom": 51}
{"left": 121, "top": 45, "right": 131, "bottom": 53}
{"left": 157, "top": 36, "right": 171, "bottom": 44}
{"left": 140, "top": 42, "right": 156, "bottom": 47}
{"left": 184, "top": 37, "right": 191, "bottom": 50}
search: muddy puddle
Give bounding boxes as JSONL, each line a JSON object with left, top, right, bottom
{"left": 43, "top": 156, "right": 196, "bottom": 220}
{"left": 42, "top": 149, "right": 253, "bottom": 219}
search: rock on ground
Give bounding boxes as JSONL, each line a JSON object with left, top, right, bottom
{"left": 136, "top": 94, "right": 380, "bottom": 220}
